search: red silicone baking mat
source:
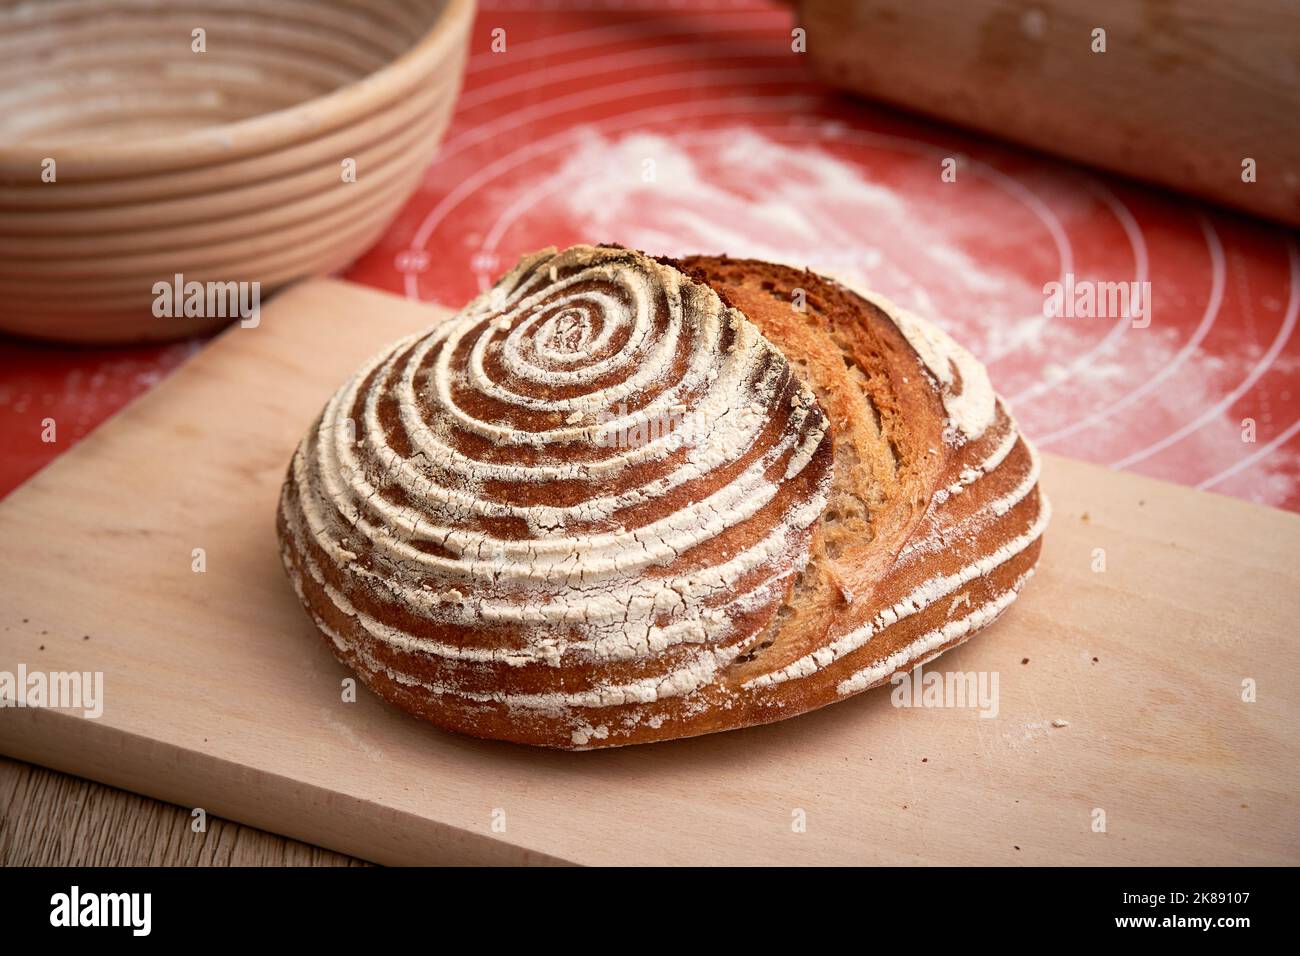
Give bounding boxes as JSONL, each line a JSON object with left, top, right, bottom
{"left": 2, "top": 0, "right": 1298, "bottom": 511}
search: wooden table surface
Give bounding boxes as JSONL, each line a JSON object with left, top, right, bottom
{"left": 3, "top": 277, "right": 1298, "bottom": 867}
{"left": 0, "top": 756, "right": 364, "bottom": 866}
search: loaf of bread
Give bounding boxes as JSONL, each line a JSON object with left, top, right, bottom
{"left": 277, "top": 244, "right": 1047, "bottom": 749}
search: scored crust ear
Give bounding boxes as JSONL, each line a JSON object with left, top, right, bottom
{"left": 673, "top": 256, "right": 1044, "bottom": 707}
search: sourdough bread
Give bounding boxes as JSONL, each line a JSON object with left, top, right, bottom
{"left": 277, "top": 245, "right": 1047, "bottom": 748}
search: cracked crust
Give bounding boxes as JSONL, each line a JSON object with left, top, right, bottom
{"left": 277, "top": 246, "right": 1046, "bottom": 749}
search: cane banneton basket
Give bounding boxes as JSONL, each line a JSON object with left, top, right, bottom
{"left": 0, "top": 0, "right": 475, "bottom": 342}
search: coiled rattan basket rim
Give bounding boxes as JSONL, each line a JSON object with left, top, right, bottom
{"left": 0, "top": 0, "right": 475, "bottom": 179}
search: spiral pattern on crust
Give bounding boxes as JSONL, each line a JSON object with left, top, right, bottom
{"left": 278, "top": 245, "right": 834, "bottom": 713}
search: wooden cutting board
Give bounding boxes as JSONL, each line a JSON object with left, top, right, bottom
{"left": 1, "top": 278, "right": 1297, "bottom": 866}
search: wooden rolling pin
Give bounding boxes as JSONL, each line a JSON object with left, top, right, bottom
{"left": 796, "top": 0, "right": 1300, "bottom": 227}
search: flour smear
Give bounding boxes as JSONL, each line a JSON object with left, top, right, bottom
{"left": 518, "top": 127, "right": 1295, "bottom": 506}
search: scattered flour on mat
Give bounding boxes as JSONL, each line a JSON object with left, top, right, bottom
{"left": 527, "top": 127, "right": 1296, "bottom": 506}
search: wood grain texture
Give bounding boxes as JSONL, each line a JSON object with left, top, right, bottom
{"left": 0, "top": 756, "right": 365, "bottom": 866}
{"left": 0, "top": 277, "right": 1297, "bottom": 866}
{"left": 798, "top": 0, "right": 1300, "bottom": 227}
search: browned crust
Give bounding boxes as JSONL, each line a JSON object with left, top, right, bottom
{"left": 277, "top": 253, "right": 1046, "bottom": 749}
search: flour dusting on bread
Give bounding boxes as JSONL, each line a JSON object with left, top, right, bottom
{"left": 278, "top": 245, "right": 1046, "bottom": 748}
